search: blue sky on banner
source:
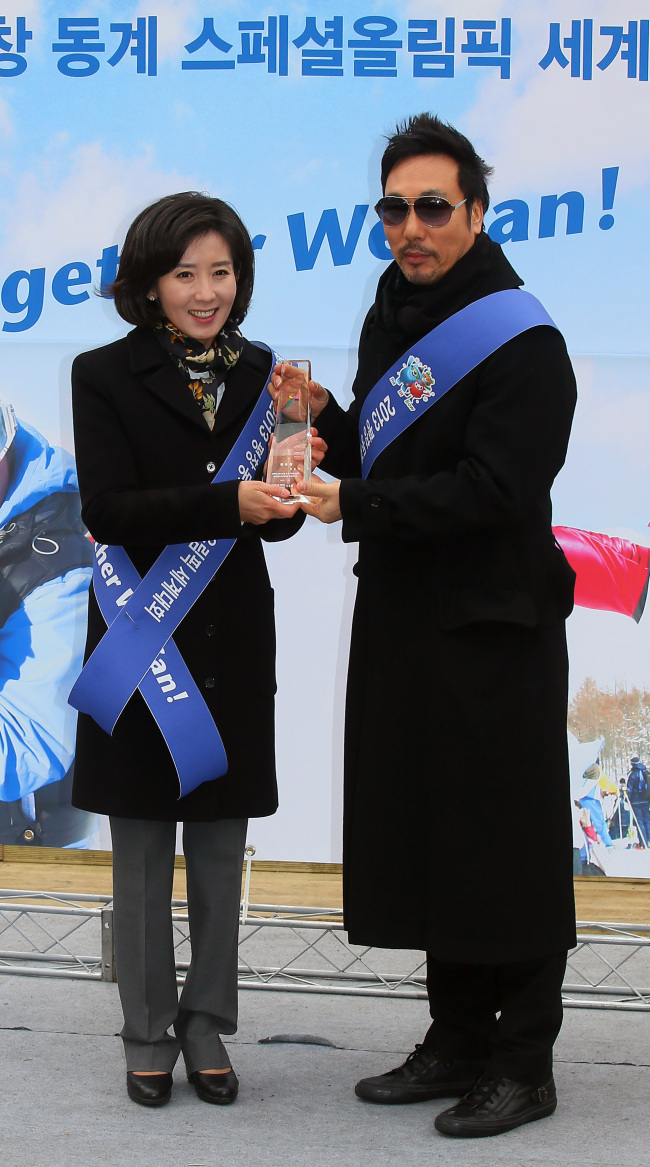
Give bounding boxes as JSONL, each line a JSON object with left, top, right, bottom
{"left": 0, "top": 0, "right": 647, "bottom": 353}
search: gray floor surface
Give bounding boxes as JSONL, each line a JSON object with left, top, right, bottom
{"left": 0, "top": 975, "right": 647, "bottom": 1167}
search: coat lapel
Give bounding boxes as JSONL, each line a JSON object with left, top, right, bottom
{"left": 127, "top": 327, "right": 209, "bottom": 433}
{"left": 126, "top": 329, "right": 272, "bottom": 439}
{"left": 210, "top": 341, "right": 273, "bottom": 438}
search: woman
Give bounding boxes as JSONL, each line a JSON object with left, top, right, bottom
{"left": 71, "top": 192, "right": 313, "bottom": 1108}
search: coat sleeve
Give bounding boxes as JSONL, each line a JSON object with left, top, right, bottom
{"left": 72, "top": 353, "right": 243, "bottom": 545}
{"left": 338, "top": 326, "right": 577, "bottom": 543}
{"left": 313, "top": 393, "right": 362, "bottom": 480}
{"left": 257, "top": 510, "right": 305, "bottom": 542}
{"left": 312, "top": 309, "right": 375, "bottom": 481}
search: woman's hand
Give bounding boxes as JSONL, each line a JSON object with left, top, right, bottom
{"left": 271, "top": 363, "right": 329, "bottom": 420}
{"left": 294, "top": 475, "right": 342, "bottom": 524}
{"left": 238, "top": 480, "right": 301, "bottom": 524}
{"left": 309, "top": 428, "right": 327, "bottom": 470}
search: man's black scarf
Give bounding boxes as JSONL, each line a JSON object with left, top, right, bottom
{"left": 354, "top": 232, "right": 524, "bottom": 400}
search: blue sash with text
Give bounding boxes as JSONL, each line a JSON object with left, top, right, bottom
{"left": 359, "top": 290, "right": 557, "bottom": 478}
{"left": 69, "top": 350, "right": 279, "bottom": 799}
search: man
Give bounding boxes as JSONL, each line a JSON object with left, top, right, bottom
{"left": 0, "top": 403, "right": 95, "bottom": 847}
{"left": 290, "top": 114, "right": 577, "bottom": 1137}
{"left": 627, "top": 756, "right": 650, "bottom": 846}
{"left": 609, "top": 776, "right": 631, "bottom": 842}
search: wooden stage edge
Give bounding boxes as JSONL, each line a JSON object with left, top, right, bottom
{"left": 0, "top": 845, "right": 341, "bottom": 874}
{"left": 0, "top": 847, "right": 649, "bottom": 925}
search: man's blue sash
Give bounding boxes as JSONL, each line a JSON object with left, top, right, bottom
{"left": 69, "top": 350, "right": 279, "bottom": 798}
{"left": 359, "top": 289, "right": 557, "bottom": 477}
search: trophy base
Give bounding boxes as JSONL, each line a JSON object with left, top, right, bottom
{"left": 278, "top": 492, "right": 312, "bottom": 504}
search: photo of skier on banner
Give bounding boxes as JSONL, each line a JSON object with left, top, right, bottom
{"left": 0, "top": 403, "right": 94, "bottom": 848}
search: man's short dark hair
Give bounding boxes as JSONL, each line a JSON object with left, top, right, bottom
{"left": 381, "top": 113, "right": 493, "bottom": 222}
{"left": 109, "top": 191, "right": 255, "bottom": 328}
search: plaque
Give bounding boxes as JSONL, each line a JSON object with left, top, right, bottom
{"left": 265, "top": 360, "right": 312, "bottom": 503}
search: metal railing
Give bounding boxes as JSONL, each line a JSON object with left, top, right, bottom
{"left": 0, "top": 890, "right": 108, "bottom": 980}
{"left": 0, "top": 884, "right": 649, "bottom": 1010}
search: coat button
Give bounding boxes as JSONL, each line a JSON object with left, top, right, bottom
{"left": 23, "top": 829, "right": 35, "bottom": 841}
{"left": 206, "top": 461, "right": 216, "bottom": 474}
{"left": 370, "top": 496, "right": 381, "bottom": 508}
{"left": 205, "top": 677, "right": 215, "bottom": 689}
{"left": 206, "top": 624, "right": 216, "bottom": 637}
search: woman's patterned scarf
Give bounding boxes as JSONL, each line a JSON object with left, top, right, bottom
{"left": 155, "top": 320, "right": 245, "bottom": 430}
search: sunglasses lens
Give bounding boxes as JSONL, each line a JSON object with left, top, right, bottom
{"left": 376, "top": 197, "right": 455, "bottom": 228}
{"left": 376, "top": 198, "right": 408, "bottom": 227}
{"left": 414, "top": 198, "right": 452, "bottom": 227}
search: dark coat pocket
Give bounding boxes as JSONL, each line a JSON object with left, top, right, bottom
{"left": 438, "top": 586, "right": 537, "bottom": 631}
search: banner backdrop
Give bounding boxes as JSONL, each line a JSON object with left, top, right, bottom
{"left": 0, "top": 1, "right": 649, "bottom": 870}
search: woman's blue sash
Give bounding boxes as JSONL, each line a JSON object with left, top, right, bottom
{"left": 359, "top": 289, "right": 557, "bottom": 478}
{"left": 69, "top": 350, "right": 279, "bottom": 798}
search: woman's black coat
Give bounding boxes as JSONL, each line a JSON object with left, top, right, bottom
{"left": 71, "top": 327, "right": 300, "bottom": 822}
{"left": 316, "top": 235, "right": 578, "bottom": 963}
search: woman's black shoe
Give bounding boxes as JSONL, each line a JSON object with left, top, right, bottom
{"left": 126, "top": 1071, "right": 173, "bottom": 1107}
{"left": 188, "top": 1069, "right": 239, "bottom": 1105}
{"left": 434, "top": 1075, "right": 557, "bottom": 1137}
{"left": 355, "top": 1044, "right": 485, "bottom": 1104}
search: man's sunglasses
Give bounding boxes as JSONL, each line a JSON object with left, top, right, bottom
{"left": 375, "top": 195, "right": 467, "bottom": 229}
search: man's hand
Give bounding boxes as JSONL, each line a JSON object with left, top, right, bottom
{"left": 271, "top": 362, "right": 329, "bottom": 420}
{"left": 284, "top": 428, "right": 328, "bottom": 484}
{"left": 238, "top": 480, "right": 301, "bottom": 524}
{"left": 304, "top": 379, "right": 329, "bottom": 419}
{"left": 294, "top": 475, "right": 342, "bottom": 524}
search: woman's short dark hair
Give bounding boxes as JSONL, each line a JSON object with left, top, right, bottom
{"left": 109, "top": 192, "right": 255, "bottom": 328}
{"left": 381, "top": 113, "right": 493, "bottom": 221}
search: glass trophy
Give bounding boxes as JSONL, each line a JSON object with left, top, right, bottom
{"left": 265, "top": 360, "right": 312, "bottom": 504}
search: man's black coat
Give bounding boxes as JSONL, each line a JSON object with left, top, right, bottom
{"left": 71, "top": 327, "right": 300, "bottom": 822}
{"left": 317, "top": 234, "right": 578, "bottom": 963}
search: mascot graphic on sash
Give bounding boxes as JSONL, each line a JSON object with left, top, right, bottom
{"left": 390, "top": 355, "right": 436, "bottom": 412}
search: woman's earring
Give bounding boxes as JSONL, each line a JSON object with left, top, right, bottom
{"left": 148, "top": 295, "right": 156, "bottom": 302}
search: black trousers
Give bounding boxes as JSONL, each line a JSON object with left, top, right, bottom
{"left": 424, "top": 952, "right": 567, "bottom": 1085}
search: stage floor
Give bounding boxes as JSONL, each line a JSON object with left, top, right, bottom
{"left": 0, "top": 973, "right": 648, "bottom": 1167}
